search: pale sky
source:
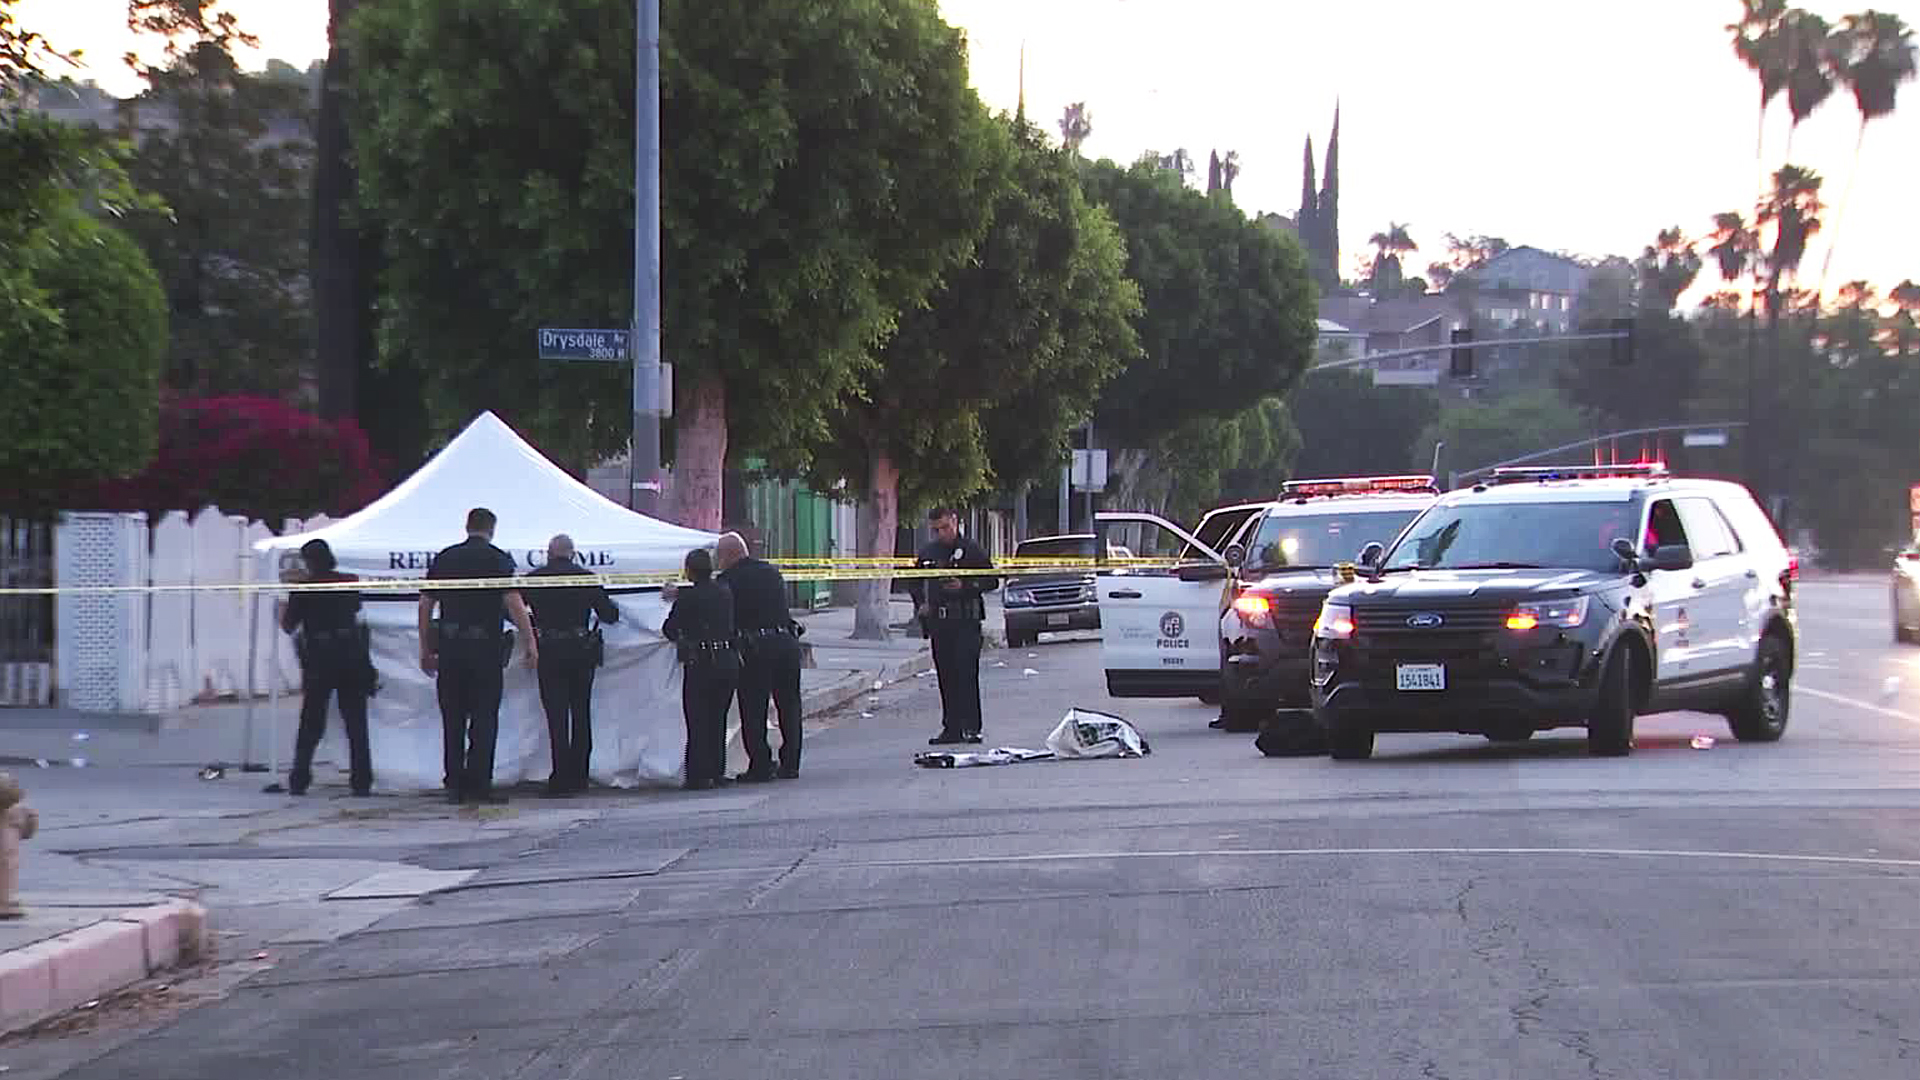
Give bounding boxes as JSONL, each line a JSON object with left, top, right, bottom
{"left": 22, "top": 0, "right": 1920, "bottom": 306}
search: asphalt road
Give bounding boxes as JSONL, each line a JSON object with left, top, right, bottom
{"left": 46, "top": 578, "right": 1920, "bottom": 1079}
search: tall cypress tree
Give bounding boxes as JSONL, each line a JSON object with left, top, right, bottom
{"left": 1318, "top": 103, "right": 1340, "bottom": 282}
{"left": 1298, "top": 136, "right": 1318, "bottom": 254}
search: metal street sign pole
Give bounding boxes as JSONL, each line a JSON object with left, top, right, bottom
{"left": 631, "top": 0, "right": 663, "bottom": 515}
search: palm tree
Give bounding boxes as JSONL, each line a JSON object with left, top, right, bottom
{"left": 1887, "top": 279, "right": 1920, "bottom": 358}
{"left": 1367, "top": 223, "right": 1417, "bottom": 297}
{"left": 1753, "top": 165, "right": 1825, "bottom": 507}
{"left": 1219, "top": 150, "right": 1240, "bottom": 195}
{"left": 1780, "top": 9, "right": 1840, "bottom": 159}
{"left": 1729, "top": 0, "right": 1791, "bottom": 193}
{"left": 1058, "top": 102, "right": 1092, "bottom": 155}
{"left": 1815, "top": 11, "right": 1917, "bottom": 297}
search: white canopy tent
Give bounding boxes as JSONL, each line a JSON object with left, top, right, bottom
{"left": 250, "top": 411, "right": 719, "bottom": 791}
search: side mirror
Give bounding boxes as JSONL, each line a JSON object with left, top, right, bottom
{"left": 1177, "top": 563, "right": 1228, "bottom": 583}
{"left": 1358, "top": 542, "right": 1386, "bottom": 569}
{"left": 1611, "top": 537, "right": 1638, "bottom": 566}
{"left": 1222, "top": 542, "right": 1246, "bottom": 569}
{"left": 1648, "top": 544, "right": 1694, "bottom": 572}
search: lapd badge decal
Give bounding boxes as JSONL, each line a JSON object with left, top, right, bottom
{"left": 1159, "top": 611, "right": 1185, "bottom": 639}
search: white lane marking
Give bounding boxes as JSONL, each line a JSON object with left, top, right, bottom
{"left": 815, "top": 846, "right": 1920, "bottom": 872}
{"left": 1795, "top": 685, "right": 1920, "bottom": 725}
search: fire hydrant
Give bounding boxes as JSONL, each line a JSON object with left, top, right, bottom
{"left": 0, "top": 771, "right": 38, "bottom": 920}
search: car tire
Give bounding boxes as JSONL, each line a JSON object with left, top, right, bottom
{"left": 1327, "top": 716, "right": 1374, "bottom": 760}
{"left": 1197, "top": 688, "right": 1221, "bottom": 706}
{"left": 1483, "top": 726, "right": 1534, "bottom": 743}
{"left": 1587, "top": 646, "right": 1635, "bottom": 757}
{"left": 1005, "top": 630, "right": 1030, "bottom": 649}
{"left": 1726, "top": 634, "right": 1791, "bottom": 743}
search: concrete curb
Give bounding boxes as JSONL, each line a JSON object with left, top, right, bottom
{"left": 0, "top": 899, "right": 208, "bottom": 1036}
{"left": 799, "top": 648, "right": 936, "bottom": 721}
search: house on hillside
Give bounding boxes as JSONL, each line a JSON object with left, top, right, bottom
{"left": 1314, "top": 295, "right": 1468, "bottom": 388}
{"left": 1451, "top": 245, "right": 1591, "bottom": 333}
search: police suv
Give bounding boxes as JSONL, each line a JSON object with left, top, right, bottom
{"left": 1212, "top": 475, "right": 1440, "bottom": 732}
{"left": 1309, "top": 464, "right": 1798, "bottom": 759}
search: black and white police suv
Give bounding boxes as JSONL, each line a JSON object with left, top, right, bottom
{"left": 1212, "top": 475, "right": 1439, "bottom": 732}
{"left": 1309, "top": 464, "right": 1799, "bottom": 759}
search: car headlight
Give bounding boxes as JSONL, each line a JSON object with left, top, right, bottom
{"left": 1313, "top": 601, "right": 1355, "bottom": 640}
{"left": 1233, "top": 593, "right": 1273, "bottom": 629}
{"left": 1004, "top": 588, "right": 1033, "bottom": 606}
{"left": 1506, "top": 595, "right": 1589, "bottom": 631}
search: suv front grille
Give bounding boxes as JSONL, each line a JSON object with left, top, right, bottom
{"left": 1356, "top": 606, "right": 1509, "bottom": 636}
{"left": 1031, "top": 584, "right": 1088, "bottom": 606}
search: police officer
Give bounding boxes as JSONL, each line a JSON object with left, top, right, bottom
{"left": 662, "top": 547, "right": 737, "bottom": 790}
{"left": 908, "top": 507, "right": 997, "bottom": 746}
{"left": 280, "top": 539, "right": 373, "bottom": 796}
{"left": 716, "top": 532, "right": 804, "bottom": 781}
{"left": 418, "top": 508, "right": 536, "bottom": 805}
{"left": 525, "top": 534, "right": 620, "bottom": 797}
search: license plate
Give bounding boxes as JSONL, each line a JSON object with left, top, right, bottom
{"left": 1396, "top": 663, "right": 1445, "bottom": 691}
{"left": 1047, "top": 614, "right": 1071, "bottom": 626}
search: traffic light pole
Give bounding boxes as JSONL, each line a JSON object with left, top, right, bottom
{"left": 1305, "top": 328, "right": 1632, "bottom": 374}
{"left": 630, "top": 0, "right": 663, "bottom": 515}
{"left": 1449, "top": 421, "right": 1750, "bottom": 487}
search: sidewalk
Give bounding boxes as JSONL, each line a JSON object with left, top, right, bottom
{"left": 0, "top": 598, "right": 947, "bottom": 1038}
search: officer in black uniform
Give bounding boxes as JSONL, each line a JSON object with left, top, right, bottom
{"left": 280, "top": 539, "right": 374, "bottom": 796}
{"left": 716, "top": 532, "right": 804, "bottom": 781}
{"left": 525, "top": 534, "right": 620, "bottom": 797}
{"left": 662, "top": 547, "right": 737, "bottom": 790}
{"left": 418, "top": 508, "right": 536, "bottom": 804}
{"left": 907, "top": 507, "right": 998, "bottom": 746}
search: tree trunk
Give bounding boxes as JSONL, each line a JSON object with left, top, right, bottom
{"left": 313, "top": 0, "right": 359, "bottom": 420}
{"left": 852, "top": 446, "right": 900, "bottom": 641}
{"left": 667, "top": 374, "right": 727, "bottom": 530}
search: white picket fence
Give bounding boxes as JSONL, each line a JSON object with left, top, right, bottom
{"left": 53, "top": 506, "right": 335, "bottom": 714}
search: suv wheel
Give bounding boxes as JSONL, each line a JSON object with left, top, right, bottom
{"left": 1219, "top": 702, "right": 1268, "bottom": 733}
{"left": 1483, "top": 725, "right": 1534, "bottom": 743}
{"left": 1587, "top": 646, "right": 1635, "bottom": 757}
{"left": 1727, "top": 635, "right": 1790, "bottom": 742}
{"left": 1327, "top": 716, "right": 1374, "bottom": 760}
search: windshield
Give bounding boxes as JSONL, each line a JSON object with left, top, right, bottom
{"left": 1015, "top": 537, "right": 1096, "bottom": 559}
{"left": 1384, "top": 500, "right": 1637, "bottom": 573}
{"left": 1245, "top": 509, "right": 1422, "bottom": 571}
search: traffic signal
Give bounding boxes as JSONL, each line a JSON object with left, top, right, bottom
{"left": 1610, "top": 317, "right": 1636, "bottom": 366}
{"left": 1449, "top": 327, "right": 1475, "bottom": 377}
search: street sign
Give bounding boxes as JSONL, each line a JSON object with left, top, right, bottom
{"left": 1682, "top": 430, "right": 1729, "bottom": 448}
{"left": 1071, "top": 449, "right": 1107, "bottom": 492}
{"left": 538, "top": 328, "right": 631, "bottom": 362}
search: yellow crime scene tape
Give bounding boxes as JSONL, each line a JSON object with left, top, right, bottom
{"left": 0, "top": 558, "right": 1186, "bottom": 597}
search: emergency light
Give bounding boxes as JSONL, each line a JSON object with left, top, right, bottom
{"left": 1489, "top": 464, "right": 1669, "bottom": 484}
{"left": 1279, "top": 475, "right": 1438, "bottom": 498}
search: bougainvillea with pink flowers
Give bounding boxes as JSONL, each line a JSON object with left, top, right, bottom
{"left": 66, "top": 396, "right": 389, "bottom": 529}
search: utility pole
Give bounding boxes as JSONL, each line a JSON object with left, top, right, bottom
{"left": 630, "top": 0, "right": 663, "bottom": 515}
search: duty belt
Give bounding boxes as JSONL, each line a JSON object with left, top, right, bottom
{"left": 685, "top": 640, "right": 735, "bottom": 651}
{"left": 440, "top": 623, "right": 501, "bottom": 640}
{"left": 537, "top": 628, "right": 592, "bottom": 639}
{"left": 741, "top": 627, "right": 795, "bottom": 637}
{"left": 931, "top": 604, "right": 978, "bottom": 621}
{"left": 305, "top": 627, "right": 360, "bottom": 643}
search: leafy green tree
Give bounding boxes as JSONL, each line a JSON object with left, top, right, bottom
{"left": 116, "top": 38, "right": 315, "bottom": 395}
{"left": 1285, "top": 369, "right": 1440, "bottom": 480}
{"left": 0, "top": 206, "right": 168, "bottom": 512}
{"left": 803, "top": 115, "right": 1142, "bottom": 637}
{"left": 1420, "top": 388, "right": 1593, "bottom": 482}
{"left": 348, "top": 0, "right": 1002, "bottom": 528}
{"left": 1075, "top": 159, "right": 1317, "bottom": 449}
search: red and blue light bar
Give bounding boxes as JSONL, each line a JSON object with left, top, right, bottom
{"left": 1490, "top": 463, "right": 1669, "bottom": 484}
{"left": 1280, "top": 474, "right": 1439, "bottom": 498}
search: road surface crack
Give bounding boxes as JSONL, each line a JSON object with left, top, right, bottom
{"left": 743, "top": 846, "right": 817, "bottom": 910}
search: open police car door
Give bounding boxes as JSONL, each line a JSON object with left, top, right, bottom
{"left": 1095, "top": 508, "right": 1251, "bottom": 699}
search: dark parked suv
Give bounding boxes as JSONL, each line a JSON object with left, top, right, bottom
{"left": 1310, "top": 464, "right": 1798, "bottom": 759}
{"left": 1001, "top": 534, "right": 1101, "bottom": 647}
{"left": 1213, "top": 476, "right": 1438, "bottom": 731}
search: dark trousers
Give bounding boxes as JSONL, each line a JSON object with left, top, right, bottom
{"left": 291, "top": 655, "right": 372, "bottom": 794}
{"left": 738, "top": 633, "right": 803, "bottom": 774}
{"left": 438, "top": 647, "right": 504, "bottom": 796}
{"left": 537, "top": 653, "right": 596, "bottom": 790}
{"left": 929, "top": 619, "right": 984, "bottom": 737}
{"left": 682, "top": 655, "right": 737, "bottom": 785}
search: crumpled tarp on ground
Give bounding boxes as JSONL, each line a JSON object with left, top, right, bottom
{"left": 914, "top": 708, "right": 1151, "bottom": 768}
